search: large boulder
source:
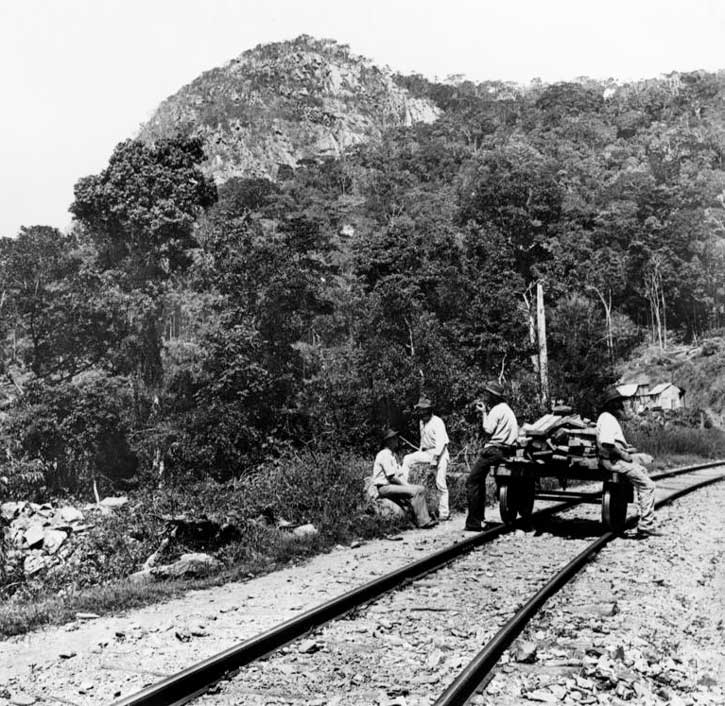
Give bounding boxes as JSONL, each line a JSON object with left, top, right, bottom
{"left": 43, "top": 529, "right": 67, "bottom": 555}
{"left": 23, "top": 523, "right": 45, "bottom": 549}
{"left": 24, "top": 551, "right": 52, "bottom": 576}
{"left": 58, "top": 506, "right": 84, "bottom": 523}
{"left": 292, "top": 523, "right": 318, "bottom": 538}
{"left": 376, "top": 498, "right": 408, "bottom": 520}
{"left": 151, "top": 553, "right": 222, "bottom": 579}
{"left": 99, "top": 496, "right": 128, "bottom": 510}
{"left": 1, "top": 501, "right": 25, "bottom": 523}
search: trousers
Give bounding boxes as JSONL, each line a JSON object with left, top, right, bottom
{"left": 377, "top": 483, "right": 432, "bottom": 527}
{"left": 465, "top": 445, "right": 505, "bottom": 527}
{"left": 401, "top": 449, "right": 449, "bottom": 519}
{"left": 611, "top": 459, "right": 656, "bottom": 528}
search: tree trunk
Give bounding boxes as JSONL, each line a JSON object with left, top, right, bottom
{"left": 536, "top": 283, "right": 550, "bottom": 410}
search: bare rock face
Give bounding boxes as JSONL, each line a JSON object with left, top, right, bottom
{"left": 139, "top": 35, "right": 440, "bottom": 184}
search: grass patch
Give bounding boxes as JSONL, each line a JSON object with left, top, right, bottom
{"left": 0, "top": 532, "right": 359, "bottom": 638}
{"left": 626, "top": 425, "right": 725, "bottom": 460}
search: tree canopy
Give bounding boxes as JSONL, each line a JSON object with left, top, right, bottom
{"left": 4, "top": 70, "right": 725, "bottom": 493}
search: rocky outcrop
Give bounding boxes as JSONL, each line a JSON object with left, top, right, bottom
{"left": 138, "top": 35, "right": 440, "bottom": 184}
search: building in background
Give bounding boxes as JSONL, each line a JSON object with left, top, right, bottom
{"left": 616, "top": 381, "right": 685, "bottom": 412}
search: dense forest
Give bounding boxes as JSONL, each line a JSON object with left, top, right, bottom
{"left": 3, "top": 51, "right": 725, "bottom": 499}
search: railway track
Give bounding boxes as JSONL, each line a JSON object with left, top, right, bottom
{"left": 111, "top": 462, "right": 725, "bottom": 706}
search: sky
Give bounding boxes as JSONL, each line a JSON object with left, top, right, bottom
{"left": 1, "top": 0, "right": 724, "bottom": 238}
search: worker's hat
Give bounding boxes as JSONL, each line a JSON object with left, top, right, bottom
{"left": 602, "top": 386, "right": 625, "bottom": 405}
{"left": 382, "top": 429, "right": 399, "bottom": 442}
{"left": 414, "top": 396, "right": 433, "bottom": 410}
{"left": 483, "top": 380, "right": 505, "bottom": 399}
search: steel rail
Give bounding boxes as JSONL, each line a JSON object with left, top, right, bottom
{"left": 432, "top": 465, "right": 725, "bottom": 706}
{"left": 110, "top": 460, "right": 722, "bottom": 706}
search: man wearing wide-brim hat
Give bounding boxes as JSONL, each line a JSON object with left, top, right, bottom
{"left": 465, "top": 380, "right": 519, "bottom": 531}
{"left": 596, "top": 386, "right": 659, "bottom": 537}
{"left": 401, "top": 396, "right": 451, "bottom": 521}
{"left": 370, "top": 429, "right": 436, "bottom": 528}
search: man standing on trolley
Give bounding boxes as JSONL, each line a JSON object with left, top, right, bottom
{"left": 465, "top": 380, "right": 519, "bottom": 531}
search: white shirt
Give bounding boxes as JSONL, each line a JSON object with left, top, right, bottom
{"left": 482, "top": 402, "right": 519, "bottom": 446}
{"left": 419, "top": 415, "right": 449, "bottom": 456}
{"left": 372, "top": 448, "right": 401, "bottom": 486}
{"left": 596, "top": 411, "right": 627, "bottom": 459}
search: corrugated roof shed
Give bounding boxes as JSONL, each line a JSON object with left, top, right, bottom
{"left": 649, "top": 382, "right": 681, "bottom": 396}
{"left": 616, "top": 384, "right": 639, "bottom": 398}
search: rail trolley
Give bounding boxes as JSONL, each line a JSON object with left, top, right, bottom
{"left": 492, "top": 424, "right": 635, "bottom": 531}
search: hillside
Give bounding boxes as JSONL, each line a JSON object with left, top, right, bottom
{"left": 618, "top": 338, "right": 725, "bottom": 425}
{"left": 138, "top": 35, "right": 440, "bottom": 183}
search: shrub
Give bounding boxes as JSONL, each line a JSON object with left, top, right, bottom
{"left": 1, "top": 373, "right": 138, "bottom": 497}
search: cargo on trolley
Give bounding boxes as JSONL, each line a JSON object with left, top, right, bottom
{"left": 492, "top": 409, "right": 634, "bottom": 531}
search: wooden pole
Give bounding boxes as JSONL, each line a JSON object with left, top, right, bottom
{"left": 523, "top": 291, "right": 539, "bottom": 375}
{"left": 536, "top": 282, "right": 550, "bottom": 410}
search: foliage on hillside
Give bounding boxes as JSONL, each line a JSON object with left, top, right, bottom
{"left": 3, "top": 40, "right": 725, "bottom": 499}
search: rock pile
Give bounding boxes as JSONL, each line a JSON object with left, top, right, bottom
{"left": 1, "top": 497, "right": 126, "bottom": 577}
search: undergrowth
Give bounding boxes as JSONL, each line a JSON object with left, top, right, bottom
{"left": 0, "top": 450, "right": 469, "bottom": 638}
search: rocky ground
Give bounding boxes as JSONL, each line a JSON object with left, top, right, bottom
{"left": 478, "top": 476, "right": 725, "bottom": 706}
{"left": 0, "top": 471, "right": 723, "bottom": 706}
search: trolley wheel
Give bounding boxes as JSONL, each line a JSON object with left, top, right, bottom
{"left": 518, "top": 479, "right": 535, "bottom": 520}
{"left": 498, "top": 483, "right": 518, "bottom": 525}
{"left": 602, "top": 483, "right": 628, "bottom": 532}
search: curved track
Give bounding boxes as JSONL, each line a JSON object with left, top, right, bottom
{"left": 433, "top": 464, "right": 725, "bottom": 705}
{"left": 111, "top": 462, "right": 725, "bottom": 706}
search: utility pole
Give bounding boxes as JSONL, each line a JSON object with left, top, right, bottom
{"left": 536, "top": 282, "right": 550, "bottom": 410}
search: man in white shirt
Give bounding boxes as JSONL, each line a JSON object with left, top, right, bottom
{"left": 596, "top": 387, "right": 658, "bottom": 537}
{"left": 372, "top": 429, "right": 436, "bottom": 528}
{"left": 465, "top": 380, "right": 519, "bottom": 531}
{"left": 401, "top": 397, "right": 450, "bottom": 521}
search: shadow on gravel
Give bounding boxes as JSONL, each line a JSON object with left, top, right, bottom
{"left": 531, "top": 515, "right": 605, "bottom": 539}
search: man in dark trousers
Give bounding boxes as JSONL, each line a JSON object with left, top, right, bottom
{"left": 465, "top": 381, "right": 519, "bottom": 531}
{"left": 596, "top": 386, "right": 659, "bottom": 537}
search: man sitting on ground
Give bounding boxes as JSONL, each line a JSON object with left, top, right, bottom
{"left": 372, "top": 429, "right": 437, "bottom": 529}
{"left": 596, "top": 386, "right": 660, "bottom": 538}
{"left": 465, "top": 380, "right": 519, "bottom": 531}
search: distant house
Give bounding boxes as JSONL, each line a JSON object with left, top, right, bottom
{"left": 616, "top": 381, "right": 685, "bottom": 412}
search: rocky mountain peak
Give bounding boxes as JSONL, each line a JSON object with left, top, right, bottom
{"left": 139, "top": 35, "right": 440, "bottom": 183}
